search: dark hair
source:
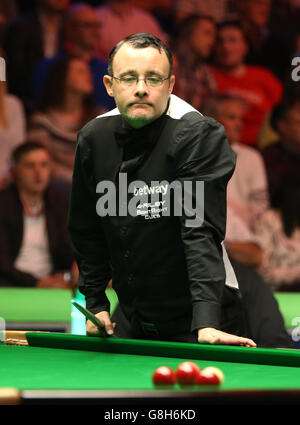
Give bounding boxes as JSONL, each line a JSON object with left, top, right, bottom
{"left": 107, "top": 33, "right": 173, "bottom": 76}
{"left": 270, "top": 98, "right": 300, "bottom": 131}
{"left": 37, "top": 56, "right": 72, "bottom": 111}
{"left": 174, "top": 14, "right": 215, "bottom": 41}
{"left": 36, "top": 55, "right": 97, "bottom": 125}
{"left": 217, "top": 20, "right": 247, "bottom": 42}
{"left": 201, "top": 93, "right": 246, "bottom": 117}
{"left": 271, "top": 174, "right": 300, "bottom": 237}
{"left": 12, "top": 141, "right": 50, "bottom": 164}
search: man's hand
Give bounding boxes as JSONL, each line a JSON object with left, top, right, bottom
{"left": 198, "top": 327, "right": 256, "bottom": 347}
{"left": 86, "top": 311, "right": 116, "bottom": 337}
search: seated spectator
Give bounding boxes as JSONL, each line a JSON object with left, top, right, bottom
{"left": 3, "top": 0, "right": 70, "bottom": 110}
{"left": 258, "top": 77, "right": 300, "bottom": 150}
{"left": 96, "top": 0, "right": 168, "bottom": 61}
{"left": 202, "top": 94, "right": 269, "bottom": 268}
{"left": 174, "top": 0, "right": 239, "bottom": 24}
{"left": 209, "top": 20, "right": 282, "bottom": 146}
{"left": 254, "top": 175, "right": 300, "bottom": 291}
{"left": 31, "top": 3, "right": 115, "bottom": 111}
{"left": 0, "top": 63, "right": 26, "bottom": 188}
{"left": 28, "top": 56, "right": 102, "bottom": 185}
{"left": 172, "top": 15, "right": 217, "bottom": 110}
{"left": 130, "top": 0, "right": 173, "bottom": 36}
{"left": 0, "top": 141, "right": 77, "bottom": 288}
{"left": 236, "top": 0, "right": 292, "bottom": 81}
{"left": 224, "top": 205, "right": 263, "bottom": 269}
{"left": 262, "top": 98, "right": 300, "bottom": 201}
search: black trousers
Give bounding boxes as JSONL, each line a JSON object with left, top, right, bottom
{"left": 112, "top": 286, "right": 243, "bottom": 344}
{"left": 112, "top": 261, "right": 292, "bottom": 348}
{"left": 232, "top": 260, "right": 293, "bottom": 348}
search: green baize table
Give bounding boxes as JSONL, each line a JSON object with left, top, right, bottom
{"left": 1, "top": 331, "right": 300, "bottom": 405}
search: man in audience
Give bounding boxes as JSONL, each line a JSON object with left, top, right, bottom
{"left": 31, "top": 3, "right": 115, "bottom": 111}
{"left": 95, "top": 0, "right": 168, "bottom": 61}
{"left": 262, "top": 98, "right": 300, "bottom": 203}
{"left": 174, "top": 0, "right": 238, "bottom": 24}
{"left": 202, "top": 93, "right": 268, "bottom": 268}
{"left": 0, "top": 141, "right": 76, "bottom": 288}
{"left": 209, "top": 20, "right": 282, "bottom": 146}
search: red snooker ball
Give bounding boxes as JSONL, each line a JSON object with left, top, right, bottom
{"left": 176, "top": 362, "right": 201, "bottom": 385}
{"left": 152, "top": 366, "right": 176, "bottom": 386}
{"left": 196, "top": 368, "right": 222, "bottom": 386}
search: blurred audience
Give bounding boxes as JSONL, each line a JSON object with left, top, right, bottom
{"left": 31, "top": 3, "right": 114, "bottom": 111}
{"left": 172, "top": 15, "right": 217, "bottom": 110}
{"left": 95, "top": 0, "right": 168, "bottom": 61}
{"left": 209, "top": 20, "right": 282, "bottom": 146}
{"left": 0, "top": 0, "right": 19, "bottom": 45}
{"left": 0, "top": 0, "right": 299, "bottom": 299}
{"left": 130, "top": 0, "right": 173, "bottom": 35}
{"left": 3, "top": 0, "right": 70, "bottom": 110}
{"left": 269, "top": 0, "right": 300, "bottom": 66}
{"left": 254, "top": 175, "right": 300, "bottom": 291}
{"left": 236, "top": 0, "right": 290, "bottom": 81}
{"left": 262, "top": 98, "right": 300, "bottom": 201}
{"left": 174, "top": 0, "right": 239, "bottom": 24}
{"left": 0, "top": 50, "right": 26, "bottom": 188}
{"left": 258, "top": 74, "right": 300, "bottom": 150}
{"left": 203, "top": 94, "right": 267, "bottom": 268}
{"left": 0, "top": 142, "right": 76, "bottom": 288}
{"left": 28, "top": 56, "right": 102, "bottom": 186}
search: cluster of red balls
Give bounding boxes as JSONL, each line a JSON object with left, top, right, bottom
{"left": 152, "top": 361, "right": 224, "bottom": 387}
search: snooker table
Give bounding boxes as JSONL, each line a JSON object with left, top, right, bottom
{"left": 0, "top": 287, "right": 118, "bottom": 334}
{"left": 1, "top": 331, "right": 300, "bottom": 406}
{"left": 0, "top": 288, "right": 73, "bottom": 332}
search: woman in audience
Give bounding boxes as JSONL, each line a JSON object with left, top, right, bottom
{"left": 254, "top": 174, "right": 300, "bottom": 291}
{"left": 0, "top": 49, "right": 26, "bottom": 188}
{"left": 28, "top": 55, "right": 103, "bottom": 185}
{"left": 171, "top": 14, "right": 217, "bottom": 110}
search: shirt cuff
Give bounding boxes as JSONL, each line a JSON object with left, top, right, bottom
{"left": 191, "top": 301, "right": 221, "bottom": 333}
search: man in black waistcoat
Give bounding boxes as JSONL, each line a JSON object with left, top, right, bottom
{"left": 68, "top": 33, "right": 291, "bottom": 348}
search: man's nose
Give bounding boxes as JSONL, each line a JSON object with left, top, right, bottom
{"left": 33, "top": 165, "right": 43, "bottom": 175}
{"left": 134, "top": 79, "right": 149, "bottom": 97}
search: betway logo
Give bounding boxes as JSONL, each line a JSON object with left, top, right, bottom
{"left": 133, "top": 183, "right": 168, "bottom": 196}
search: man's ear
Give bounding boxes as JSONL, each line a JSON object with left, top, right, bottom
{"left": 168, "top": 74, "right": 176, "bottom": 94}
{"left": 103, "top": 75, "right": 114, "bottom": 97}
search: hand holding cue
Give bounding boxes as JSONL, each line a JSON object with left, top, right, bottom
{"left": 72, "top": 301, "right": 115, "bottom": 337}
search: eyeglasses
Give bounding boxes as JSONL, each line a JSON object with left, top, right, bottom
{"left": 112, "top": 75, "right": 170, "bottom": 87}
